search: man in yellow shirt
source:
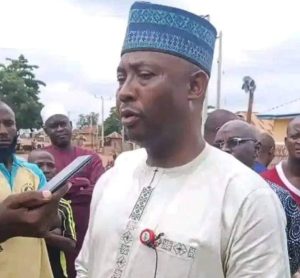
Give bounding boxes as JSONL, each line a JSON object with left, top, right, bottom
{"left": 0, "top": 100, "right": 54, "bottom": 278}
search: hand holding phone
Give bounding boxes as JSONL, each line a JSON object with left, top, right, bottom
{"left": 41, "top": 155, "right": 92, "bottom": 193}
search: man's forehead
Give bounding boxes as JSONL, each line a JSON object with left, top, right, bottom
{"left": 46, "top": 114, "right": 69, "bottom": 124}
{"left": 215, "top": 127, "right": 238, "bottom": 140}
{"left": 217, "top": 122, "right": 254, "bottom": 139}
{"left": 287, "top": 118, "right": 300, "bottom": 135}
{"left": 29, "top": 151, "right": 55, "bottom": 162}
{"left": 119, "top": 51, "right": 187, "bottom": 69}
{"left": 0, "top": 105, "right": 15, "bottom": 120}
{"left": 290, "top": 121, "right": 300, "bottom": 130}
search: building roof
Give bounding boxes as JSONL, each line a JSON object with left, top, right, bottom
{"left": 106, "top": 132, "right": 122, "bottom": 139}
{"left": 257, "top": 113, "right": 300, "bottom": 120}
{"left": 73, "top": 126, "right": 98, "bottom": 134}
{"left": 236, "top": 112, "right": 274, "bottom": 135}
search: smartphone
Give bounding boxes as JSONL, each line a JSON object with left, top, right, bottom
{"left": 41, "top": 155, "right": 92, "bottom": 193}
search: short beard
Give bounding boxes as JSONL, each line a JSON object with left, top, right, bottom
{"left": 0, "top": 136, "right": 18, "bottom": 163}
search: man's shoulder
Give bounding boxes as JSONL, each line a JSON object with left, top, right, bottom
{"left": 261, "top": 166, "right": 282, "bottom": 185}
{"left": 73, "top": 146, "right": 100, "bottom": 158}
{"left": 13, "top": 157, "right": 46, "bottom": 189}
{"left": 206, "top": 147, "right": 266, "bottom": 182}
{"left": 205, "top": 147, "right": 272, "bottom": 201}
{"left": 267, "top": 181, "right": 289, "bottom": 196}
{"left": 267, "top": 180, "right": 294, "bottom": 205}
{"left": 15, "top": 157, "right": 43, "bottom": 177}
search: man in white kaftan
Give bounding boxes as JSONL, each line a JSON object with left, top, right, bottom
{"left": 76, "top": 2, "right": 290, "bottom": 277}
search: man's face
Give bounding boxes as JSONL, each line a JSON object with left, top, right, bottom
{"left": 285, "top": 120, "right": 300, "bottom": 161}
{"left": 31, "top": 152, "right": 56, "bottom": 181}
{"left": 0, "top": 105, "right": 17, "bottom": 161}
{"left": 44, "top": 115, "right": 72, "bottom": 148}
{"left": 116, "top": 51, "right": 192, "bottom": 145}
{"left": 214, "top": 126, "right": 258, "bottom": 167}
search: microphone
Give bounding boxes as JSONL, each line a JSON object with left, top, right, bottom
{"left": 140, "top": 229, "right": 164, "bottom": 249}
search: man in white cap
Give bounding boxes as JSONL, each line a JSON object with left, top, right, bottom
{"left": 76, "top": 2, "right": 289, "bottom": 278}
{"left": 41, "top": 102, "right": 105, "bottom": 278}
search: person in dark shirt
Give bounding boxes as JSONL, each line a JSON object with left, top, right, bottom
{"left": 29, "top": 150, "right": 76, "bottom": 278}
{"left": 253, "top": 132, "right": 275, "bottom": 173}
{"left": 41, "top": 103, "right": 105, "bottom": 277}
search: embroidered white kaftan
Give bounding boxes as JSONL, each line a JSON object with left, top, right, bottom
{"left": 76, "top": 146, "right": 290, "bottom": 278}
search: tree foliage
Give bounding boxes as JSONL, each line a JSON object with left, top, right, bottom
{"left": 77, "top": 112, "right": 99, "bottom": 128}
{"left": 0, "top": 55, "right": 45, "bottom": 129}
{"left": 104, "top": 107, "right": 122, "bottom": 136}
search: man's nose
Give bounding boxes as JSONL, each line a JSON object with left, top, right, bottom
{"left": 57, "top": 124, "right": 64, "bottom": 131}
{"left": 221, "top": 144, "right": 231, "bottom": 154}
{"left": 117, "top": 78, "right": 137, "bottom": 104}
{"left": 41, "top": 165, "right": 50, "bottom": 173}
{"left": 0, "top": 123, "right": 8, "bottom": 136}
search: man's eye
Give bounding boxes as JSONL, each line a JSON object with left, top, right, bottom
{"left": 117, "top": 74, "right": 126, "bottom": 84}
{"left": 138, "top": 72, "right": 154, "bottom": 79}
{"left": 213, "top": 142, "right": 223, "bottom": 149}
{"left": 3, "top": 120, "right": 14, "bottom": 127}
{"left": 291, "top": 135, "right": 300, "bottom": 140}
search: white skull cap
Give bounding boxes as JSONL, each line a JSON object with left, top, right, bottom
{"left": 40, "top": 102, "right": 68, "bottom": 123}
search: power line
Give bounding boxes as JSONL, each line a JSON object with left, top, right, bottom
{"left": 261, "top": 97, "right": 300, "bottom": 113}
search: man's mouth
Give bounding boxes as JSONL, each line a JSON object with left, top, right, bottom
{"left": 0, "top": 140, "right": 12, "bottom": 147}
{"left": 120, "top": 108, "right": 141, "bottom": 127}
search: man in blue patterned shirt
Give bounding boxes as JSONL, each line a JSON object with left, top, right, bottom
{"left": 214, "top": 120, "right": 300, "bottom": 275}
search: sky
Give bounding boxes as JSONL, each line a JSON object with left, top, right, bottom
{"left": 0, "top": 0, "right": 299, "bottom": 123}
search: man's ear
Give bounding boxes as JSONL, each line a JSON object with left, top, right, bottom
{"left": 269, "top": 146, "right": 275, "bottom": 156}
{"left": 255, "top": 142, "right": 261, "bottom": 158}
{"left": 43, "top": 126, "right": 48, "bottom": 136}
{"left": 284, "top": 136, "right": 288, "bottom": 147}
{"left": 70, "top": 121, "right": 73, "bottom": 128}
{"left": 187, "top": 70, "right": 209, "bottom": 100}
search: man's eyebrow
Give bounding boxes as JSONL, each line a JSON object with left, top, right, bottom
{"left": 117, "top": 61, "right": 156, "bottom": 72}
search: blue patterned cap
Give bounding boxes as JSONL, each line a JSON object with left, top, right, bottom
{"left": 121, "top": 2, "right": 217, "bottom": 75}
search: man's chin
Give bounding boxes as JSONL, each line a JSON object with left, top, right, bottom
{"left": 55, "top": 140, "right": 70, "bottom": 148}
{"left": 125, "top": 129, "right": 144, "bottom": 145}
{"left": 293, "top": 154, "right": 300, "bottom": 161}
{"left": 0, "top": 144, "right": 12, "bottom": 149}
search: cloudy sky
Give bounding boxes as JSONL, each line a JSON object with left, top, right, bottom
{"left": 0, "top": 0, "right": 299, "bottom": 122}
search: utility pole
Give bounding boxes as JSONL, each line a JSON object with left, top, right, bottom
{"left": 89, "top": 113, "right": 93, "bottom": 149}
{"left": 101, "top": 96, "right": 104, "bottom": 148}
{"left": 216, "top": 31, "right": 223, "bottom": 109}
{"left": 94, "top": 95, "right": 105, "bottom": 149}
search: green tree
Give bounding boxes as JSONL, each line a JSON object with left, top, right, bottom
{"left": 104, "top": 107, "right": 122, "bottom": 136}
{"left": 0, "top": 55, "right": 45, "bottom": 130}
{"left": 77, "top": 112, "right": 99, "bottom": 128}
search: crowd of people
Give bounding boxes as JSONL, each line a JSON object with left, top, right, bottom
{"left": 0, "top": 1, "right": 300, "bottom": 278}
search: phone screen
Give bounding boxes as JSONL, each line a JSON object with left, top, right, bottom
{"left": 42, "top": 155, "right": 92, "bottom": 193}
